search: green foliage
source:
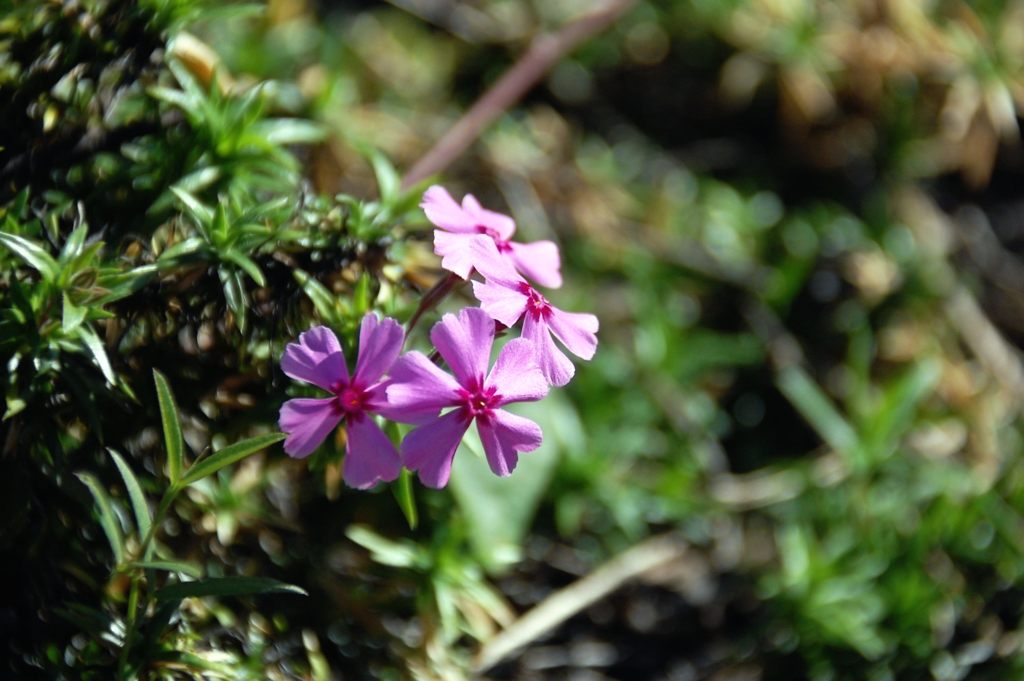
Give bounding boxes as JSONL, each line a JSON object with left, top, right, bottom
{"left": 68, "top": 374, "right": 296, "bottom": 679}
{"left": 6, "top": 0, "right": 1024, "bottom": 679}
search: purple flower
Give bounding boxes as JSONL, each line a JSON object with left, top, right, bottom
{"left": 421, "top": 185, "right": 563, "bottom": 288}
{"left": 470, "top": 241, "right": 598, "bottom": 387}
{"left": 386, "top": 307, "right": 549, "bottom": 489}
{"left": 278, "top": 315, "right": 404, "bottom": 489}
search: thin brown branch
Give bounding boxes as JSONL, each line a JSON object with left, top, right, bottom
{"left": 401, "top": 0, "right": 640, "bottom": 189}
{"left": 473, "top": 533, "right": 687, "bottom": 672}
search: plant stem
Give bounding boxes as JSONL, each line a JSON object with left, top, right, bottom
{"left": 116, "top": 486, "right": 180, "bottom": 679}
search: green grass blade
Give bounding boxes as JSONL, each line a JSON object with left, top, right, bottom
{"left": 79, "top": 325, "right": 115, "bottom": 385}
{"left": 180, "top": 433, "right": 285, "bottom": 486}
{"left": 0, "top": 230, "right": 59, "bottom": 280}
{"left": 392, "top": 468, "right": 418, "bottom": 530}
{"left": 153, "top": 370, "right": 184, "bottom": 484}
{"left": 154, "top": 576, "right": 306, "bottom": 603}
{"left": 109, "top": 449, "right": 151, "bottom": 540}
{"left": 778, "top": 365, "right": 865, "bottom": 470}
{"left": 76, "top": 472, "right": 125, "bottom": 565}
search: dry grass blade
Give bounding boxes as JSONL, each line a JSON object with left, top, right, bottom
{"left": 473, "top": 533, "right": 687, "bottom": 672}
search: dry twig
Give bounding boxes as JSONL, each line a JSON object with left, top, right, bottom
{"left": 473, "top": 533, "right": 687, "bottom": 672}
{"left": 401, "top": 0, "right": 640, "bottom": 189}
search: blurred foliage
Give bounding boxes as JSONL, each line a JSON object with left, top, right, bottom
{"left": 4, "top": 0, "right": 1024, "bottom": 679}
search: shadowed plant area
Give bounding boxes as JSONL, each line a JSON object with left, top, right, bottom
{"left": 3, "top": 0, "right": 1024, "bottom": 679}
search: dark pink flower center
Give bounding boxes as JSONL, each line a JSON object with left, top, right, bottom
{"left": 518, "top": 282, "right": 551, "bottom": 320}
{"left": 331, "top": 381, "right": 370, "bottom": 418}
{"left": 476, "top": 224, "right": 512, "bottom": 253}
{"left": 457, "top": 379, "right": 500, "bottom": 422}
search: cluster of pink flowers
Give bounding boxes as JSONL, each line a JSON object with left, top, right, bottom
{"left": 278, "top": 186, "right": 598, "bottom": 489}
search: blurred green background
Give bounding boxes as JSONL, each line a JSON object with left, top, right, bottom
{"left": 3, "top": 0, "right": 1024, "bottom": 678}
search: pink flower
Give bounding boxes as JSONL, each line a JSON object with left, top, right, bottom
{"left": 278, "top": 315, "right": 404, "bottom": 489}
{"left": 386, "top": 307, "right": 549, "bottom": 489}
{"left": 421, "top": 185, "right": 563, "bottom": 288}
{"left": 470, "top": 241, "right": 598, "bottom": 387}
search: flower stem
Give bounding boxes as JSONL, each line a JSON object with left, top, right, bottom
{"left": 406, "top": 272, "right": 462, "bottom": 335}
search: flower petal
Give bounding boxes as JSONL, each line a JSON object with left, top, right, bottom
{"left": 402, "top": 410, "right": 471, "bottom": 489}
{"left": 434, "top": 230, "right": 479, "bottom": 279}
{"left": 472, "top": 279, "right": 528, "bottom": 328}
{"left": 421, "top": 185, "right": 477, "bottom": 233}
{"left": 487, "top": 338, "right": 549, "bottom": 405}
{"left": 546, "top": 308, "right": 599, "bottom": 361}
{"left": 508, "top": 240, "right": 562, "bottom": 288}
{"left": 386, "top": 351, "right": 462, "bottom": 421}
{"left": 430, "top": 307, "right": 494, "bottom": 387}
{"left": 470, "top": 237, "right": 523, "bottom": 286}
{"left": 462, "top": 193, "right": 516, "bottom": 239}
{"left": 343, "top": 416, "right": 401, "bottom": 489}
{"left": 279, "top": 398, "right": 343, "bottom": 459}
{"left": 354, "top": 314, "right": 404, "bottom": 386}
{"left": 281, "top": 326, "right": 347, "bottom": 390}
{"left": 477, "top": 409, "right": 543, "bottom": 477}
{"left": 522, "top": 313, "right": 575, "bottom": 387}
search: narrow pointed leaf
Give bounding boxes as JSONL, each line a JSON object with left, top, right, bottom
{"left": 293, "top": 269, "right": 343, "bottom": 322}
{"left": 392, "top": 468, "right": 418, "bottom": 530}
{"left": 370, "top": 151, "right": 400, "bottom": 203}
{"left": 170, "top": 187, "right": 214, "bottom": 228}
{"left": 180, "top": 432, "right": 285, "bottom": 486}
{"left": 76, "top": 472, "right": 125, "bottom": 565}
{"left": 0, "top": 230, "right": 59, "bottom": 280}
{"left": 153, "top": 370, "right": 184, "bottom": 483}
{"left": 62, "top": 293, "right": 87, "bottom": 333}
{"left": 254, "top": 118, "right": 325, "bottom": 145}
{"left": 223, "top": 249, "right": 266, "bottom": 287}
{"left": 79, "top": 325, "right": 115, "bottom": 384}
{"left": 109, "top": 449, "right": 151, "bottom": 539}
{"left": 778, "top": 366, "right": 865, "bottom": 470}
{"left": 60, "top": 223, "right": 89, "bottom": 261}
{"left": 155, "top": 576, "right": 306, "bottom": 603}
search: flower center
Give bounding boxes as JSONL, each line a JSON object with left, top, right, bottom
{"left": 332, "top": 381, "right": 369, "bottom": 417}
{"left": 457, "top": 380, "right": 500, "bottom": 421}
{"left": 518, "top": 282, "right": 551, "bottom": 320}
{"left": 475, "top": 224, "right": 512, "bottom": 253}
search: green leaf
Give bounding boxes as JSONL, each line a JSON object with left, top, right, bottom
{"left": 778, "top": 366, "right": 865, "bottom": 470}
{"left": 108, "top": 449, "right": 151, "bottom": 540}
{"left": 60, "top": 223, "right": 89, "bottom": 262}
{"left": 392, "top": 468, "right": 418, "bottom": 530}
{"left": 96, "top": 265, "right": 158, "bottom": 304}
{"left": 863, "top": 358, "right": 941, "bottom": 458}
{"left": 254, "top": 118, "right": 326, "bottom": 145}
{"left": 370, "top": 151, "right": 400, "bottom": 203}
{"left": 294, "top": 269, "right": 345, "bottom": 325}
{"left": 124, "top": 560, "right": 202, "bottom": 579}
{"left": 0, "top": 230, "right": 59, "bottom": 281}
{"left": 157, "top": 236, "right": 206, "bottom": 264}
{"left": 219, "top": 267, "right": 248, "bottom": 333}
{"left": 450, "top": 397, "right": 568, "bottom": 572}
{"left": 76, "top": 472, "right": 125, "bottom": 565}
{"left": 153, "top": 370, "right": 184, "bottom": 484}
{"left": 154, "top": 576, "right": 306, "bottom": 603}
{"left": 170, "top": 187, "right": 214, "bottom": 228}
{"left": 79, "top": 324, "right": 115, "bottom": 385}
{"left": 62, "top": 293, "right": 86, "bottom": 333}
{"left": 173, "top": 166, "right": 221, "bottom": 194}
{"left": 347, "top": 525, "right": 421, "bottom": 568}
{"left": 179, "top": 432, "right": 285, "bottom": 486}
{"left": 223, "top": 248, "right": 266, "bottom": 287}
{"left": 353, "top": 272, "right": 371, "bottom": 317}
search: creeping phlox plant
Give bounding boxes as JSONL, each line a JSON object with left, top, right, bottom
{"left": 279, "top": 186, "right": 598, "bottom": 488}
